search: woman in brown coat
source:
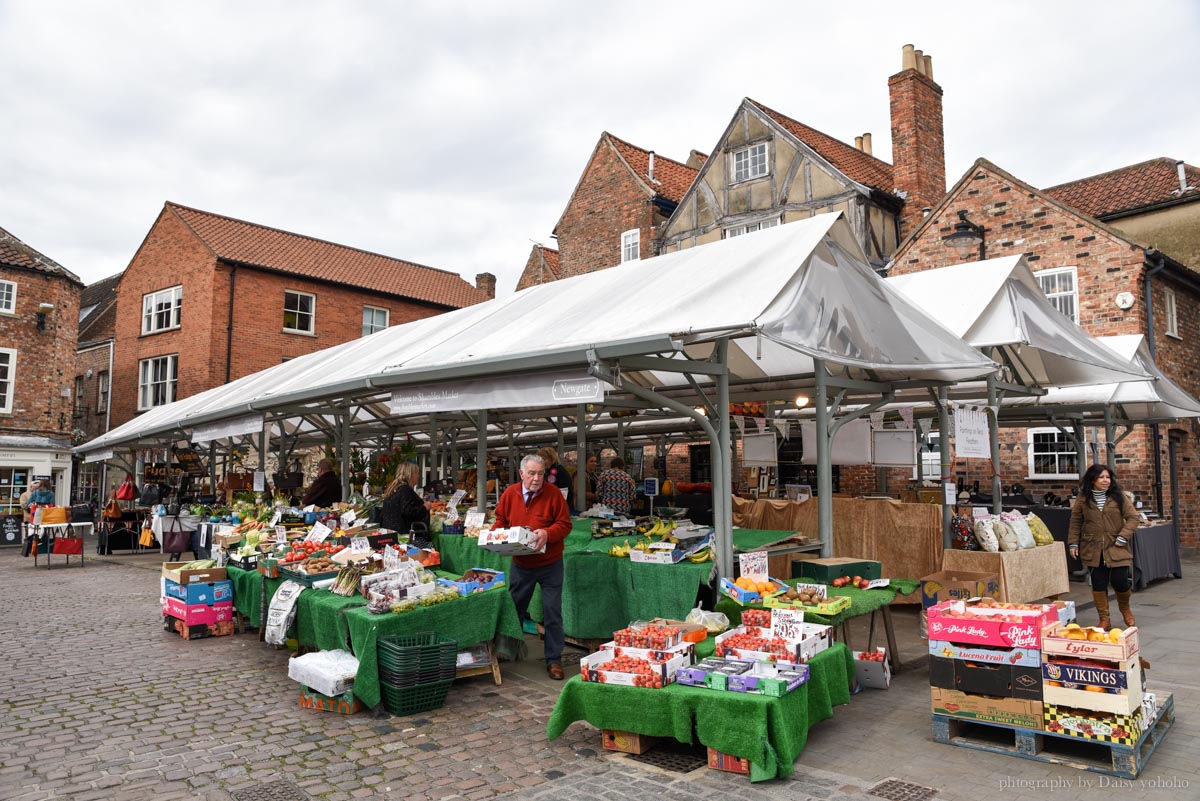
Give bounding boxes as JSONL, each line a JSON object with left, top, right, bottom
{"left": 1068, "top": 464, "right": 1140, "bottom": 630}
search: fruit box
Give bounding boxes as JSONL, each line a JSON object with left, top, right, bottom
{"left": 1040, "top": 624, "right": 1139, "bottom": 662}
{"left": 163, "top": 579, "right": 233, "bottom": 606}
{"left": 713, "top": 623, "right": 831, "bottom": 663}
{"left": 719, "top": 576, "right": 787, "bottom": 605}
{"left": 927, "top": 640, "right": 1041, "bottom": 668}
{"left": 647, "top": 618, "right": 708, "bottom": 644}
{"left": 1041, "top": 656, "right": 1144, "bottom": 715}
{"left": 437, "top": 569, "right": 505, "bottom": 596}
{"left": 926, "top": 600, "right": 1058, "bottom": 648}
{"left": 1043, "top": 702, "right": 1145, "bottom": 745}
{"left": 601, "top": 640, "right": 695, "bottom": 665}
{"left": 579, "top": 648, "right": 689, "bottom": 688}
{"left": 1053, "top": 600, "right": 1076, "bottom": 625}
{"left": 765, "top": 593, "right": 851, "bottom": 616}
{"left": 919, "top": 570, "right": 1001, "bottom": 609}
{"left": 707, "top": 747, "right": 750, "bottom": 775}
{"left": 299, "top": 685, "right": 362, "bottom": 715}
{"left": 676, "top": 657, "right": 752, "bottom": 687}
{"left": 257, "top": 558, "right": 282, "bottom": 578}
{"left": 161, "top": 562, "right": 228, "bottom": 585}
{"left": 853, "top": 648, "right": 892, "bottom": 689}
{"left": 928, "top": 656, "right": 1042, "bottom": 700}
{"left": 795, "top": 557, "right": 881, "bottom": 584}
{"left": 725, "top": 661, "right": 810, "bottom": 696}
{"left": 613, "top": 625, "right": 683, "bottom": 649}
{"left": 477, "top": 526, "right": 545, "bottom": 556}
{"left": 161, "top": 597, "right": 234, "bottom": 626}
{"left": 601, "top": 729, "right": 658, "bottom": 754}
{"left": 930, "top": 687, "right": 1044, "bottom": 730}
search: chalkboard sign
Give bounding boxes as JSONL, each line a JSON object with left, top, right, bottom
{"left": 172, "top": 447, "right": 206, "bottom": 477}
{"left": 143, "top": 462, "right": 168, "bottom": 483}
{"left": 1, "top": 515, "right": 22, "bottom": 544}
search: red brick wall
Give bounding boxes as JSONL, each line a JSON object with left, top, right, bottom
{"left": 73, "top": 343, "right": 112, "bottom": 442}
{"left": 889, "top": 68, "right": 945, "bottom": 239}
{"left": 0, "top": 265, "right": 81, "bottom": 439}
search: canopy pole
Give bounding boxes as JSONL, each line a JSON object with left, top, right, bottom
{"left": 429, "top": 417, "right": 439, "bottom": 483}
{"left": 1104, "top": 407, "right": 1117, "bottom": 471}
{"left": 937, "top": 387, "right": 953, "bottom": 549}
{"left": 575, "top": 404, "right": 586, "bottom": 511}
{"left": 715, "top": 339, "right": 733, "bottom": 579}
{"left": 814, "top": 358, "right": 833, "bottom": 557}
{"left": 208, "top": 443, "right": 217, "bottom": 499}
{"left": 1073, "top": 420, "right": 1088, "bottom": 477}
{"left": 987, "top": 376, "right": 1002, "bottom": 515}
{"left": 339, "top": 411, "right": 351, "bottom": 501}
{"left": 476, "top": 410, "right": 488, "bottom": 512}
{"left": 557, "top": 415, "right": 565, "bottom": 455}
{"left": 616, "top": 420, "right": 625, "bottom": 461}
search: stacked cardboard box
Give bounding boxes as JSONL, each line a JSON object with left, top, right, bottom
{"left": 160, "top": 566, "right": 234, "bottom": 638}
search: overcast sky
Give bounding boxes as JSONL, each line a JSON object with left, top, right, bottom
{"left": 3, "top": 1, "right": 1197, "bottom": 296}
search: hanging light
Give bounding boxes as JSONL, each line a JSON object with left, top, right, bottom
{"left": 794, "top": 395, "right": 810, "bottom": 408}
{"left": 693, "top": 406, "right": 707, "bottom": 416}
{"left": 941, "top": 210, "right": 986, "bottom": 261}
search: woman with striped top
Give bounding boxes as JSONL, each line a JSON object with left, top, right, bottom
{"left": 1068, "top": 464, "right": 1140, "bottom": 632}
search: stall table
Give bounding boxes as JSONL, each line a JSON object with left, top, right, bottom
{"left": 941, "top": 543, "right": 1068, "bottom": 603}
{"left": 152, "top": 513, "right": 206, "bottom": 556}
{"left": 1131, "top": 522, "right": 1182, "bottom": 591}
{"left": 29, "top": 522, "right": 93, "bottom": 568}
{"left": 548, "top": 642, "right": 854, "bottom": 781}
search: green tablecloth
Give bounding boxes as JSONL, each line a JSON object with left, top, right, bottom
{"left": 295, "top": 591, "right": 368, "bottom": 651}
{"left": 346, "top": 587, "right": 524, "bottom": 709}
{"left": 716, "top": 577, "right": 920, "bottom": 627}
{"left": 547, "top": 642, "right": 854, "bottom": 781}
{"left": 227, "top": 565, "right": 284, "bottom": 627}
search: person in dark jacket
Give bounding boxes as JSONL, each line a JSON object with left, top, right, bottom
{"left": 537, "top": 447, "right": 575, "bottom": 514}
{"left": 1068, "top": 465, "right": 1140, "bottom": 632}
{"left": 301, "top": 459, "right": 342, "bottom": 507}
{"left": 379, "top": 462, "right": 430, "bottom": 536}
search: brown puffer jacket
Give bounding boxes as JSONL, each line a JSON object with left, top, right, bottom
{"left": 1067, "top": 495, "right": 1139, "bottom": 568}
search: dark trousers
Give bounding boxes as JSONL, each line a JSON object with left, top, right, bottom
{"left": 509, "top": 560, "right": 564, "bottom": 664}
{"left": 1091, "top": 563, "right": 1131, "bottom": 593}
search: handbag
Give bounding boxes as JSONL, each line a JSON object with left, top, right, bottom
{"left": 116, "top": 475, "right": 136, "bottom": 501}
{"left": 139, "top": 483, "right": 161, "bottom": 506}
{"left": 103, "top": 499, "right": 123, "bottom": 521}
{"left": 139, "top": 526, "right": 155, "bottom": 548}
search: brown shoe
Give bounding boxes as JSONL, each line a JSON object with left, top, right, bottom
{"left": 547, "top": 662, "right": 565, "bottom": 680}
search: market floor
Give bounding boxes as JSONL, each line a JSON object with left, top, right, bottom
{"left": 0, "top": 545, "right": 1195, "bottom": 801}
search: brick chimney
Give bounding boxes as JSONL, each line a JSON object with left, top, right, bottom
{"left": 475, "top": 272, "right": 496, "bottom": 299}
{"left": 889, "top": 43, "right": 946, "bottom": 240}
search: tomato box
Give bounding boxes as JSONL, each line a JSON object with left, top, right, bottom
{"left": 928, "top": 640, "right": 1040, "bottom": 668}
{"left": 161, "top": 597, "right": 234, "bottom": 626}
{"left": 919, "top": 570, "right": 1000, "bottom": 609}
{"left": 929, "top": 656, "right": 1041, "bottom": 700}
{"left": 930, "top": 687, "right": 1043, "bottom": 730}
{"left": 1042, "top": 656, "right": 1144, "bottom": 715}
{"left": 614, "top": 623, "right": 683, "bottom": 649}
{"left": 579, "top": 647, "right": 690, "bottom": 688}
{"left": 719, "top": 576, "right": 787, "bottom": 605}
{"left": 298, "top": 685, "right": 362, "bottom": 715}
{"left": 926, "top": 600, "right": 1058, "bottom": 648}
{"left": 163, "top": 579, "right": 232, "bottom": 606}
{"left": 1043, "top": 702, "right": 1145, "bottom": 745}
{"left": 853, "top": 647, "right": 892, "bottom": 689}
{"left": 161, "top": 561, "right": 228, "bottom": 585}
{"left": 1040, "top": 624, "right": 1139, "bottom": 662}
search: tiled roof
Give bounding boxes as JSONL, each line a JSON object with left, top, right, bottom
{"left": 748, "top": 99, "right": 895, "bottom": 194}
{"left": 1044, "top": 158, "right": 1200, "bottom": 219}
{"left": 605, "top": 134, "right": 698, "bottom": 204}
{"left": 79, "top": 271, "right": 122, "bottom": 338}
{"left": 166, "top": 203, "right": 487, "bottom": 309}
{"left": 0, "top": 226, "right": 83, "bottom": 285}
{"left": 540, "top": 246, "right": 561, "bottom": 279}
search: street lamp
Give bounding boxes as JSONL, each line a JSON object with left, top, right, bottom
{"left": 942, "top": 210, "right": 986, "bottom": 261}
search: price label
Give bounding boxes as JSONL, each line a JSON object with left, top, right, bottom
{"left": 275, "top": 525, "right": 287, "bottom": 538}
{"left": 253, "top": 471, "right": 265, "bottom": 492}
{"left": 444, "top": 505, "right": 460, "bottom": 524}
{"left": 793, "top": 583, "right": 827, "bottom": 600}
{"left": 305, "top": 521, "right": 332, "bottom": 544}
{"left": 771, "top": 608, "right": 806, "bottom": 640}
{"left": 867, "top": 578, "right": 891, "bottom": 589}
{"left": 944, "top": 482, "right": 957, "bottom": 505}
{"left": 302, "top": 504, "right": 316, "bottom": 513}
{"left": 350, "top": 537, "right": 371, "bottom": 553}
{"left": 447, "top": 489, "right": 467, "bottom": 508}
{"left": 270, "top": 510, "right": 281, "bottom": 527}
{"left": 739, "top": 551, "right": 769, "bottom": 581}
{"left": 612, "top": 519, "right": 635, "bottom": 529}
{"left": 464, "top": 510, "right": 485, "bottom": 529}
{"left": 340, "top": 510, "right": 357, "bottom": 528}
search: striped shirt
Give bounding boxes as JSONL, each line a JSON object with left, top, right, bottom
{"left": 1092, "top": 490, "right": 1108, "bottom": 511}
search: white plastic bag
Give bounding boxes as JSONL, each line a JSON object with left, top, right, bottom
{"left": 686, "top": 603, "right": 729, "bottom": 634}
{"left": 1001, "top": 511, "right": 1037, "bottom": 549}
{"left": 973, "top": 518, "right": 1000, "bottom": 552}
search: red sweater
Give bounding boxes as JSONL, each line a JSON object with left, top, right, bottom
{"left": 493, "top": 482, "right": 572, "bottom": 568}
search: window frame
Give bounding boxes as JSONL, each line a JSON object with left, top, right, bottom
{"left": 730, "top": 141, "right": 770, "bottom": 184}
{"left": 73, "top": 375, "right": 85, "bottom": 414}
{"left": 0, "top": 279, "right": 16, "bottom": 315}
{"left": 724, "top": 216, "right": 781, "bottom": 239}
{"left": 913, "top": 432, "right": 943, "bottom": 481}
{"left": 1034, "top": 266, "right": 1079, "bottom": 324}
{"left": 141, "top": 285, "right": 183, "bottom": 335}
{"left": 1164, "top": 287, "right": 1180, "bottom": 339}
{"left": 620, "top": 229, "right": 640, "bottom": 263}
{"left": 96, "top": 370, "right": 109, "bottom": 416}
{"left": 0, "top": 348, "right": 15, "bottom": 414}
{"left": 137, "top": 354, "right": 178, "bottom": 411}
{"left": 283, "top": 290, "right": 316, "bottom": 335}
{"left": 362, "top": 305, "right": 389, "bottom": 337}
{"left": 1026, "top": 426, "right": 1079, "bottom": 480}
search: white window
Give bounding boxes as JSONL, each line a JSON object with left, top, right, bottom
{"left": 621, "top": 229, "right": 640, "bottom": 263}
{"left": 97, "top": 370, "right": 109, "bottom": 415}
{"left": 362, "top": 306, "right": 389, "bottom": 336}
{"left": 731, "top": 142, "right": 769, "bottom": 183}
{"left": 725, "top": 217, "right": 780, "bottom": 238}
{"left": 283, "top": 290, "right": 315, "bottom": 334}
{"left": 1027, "top": 427, "right": 1078, "bottom": 479}
{"left": 1035, "top": 267, "right": 1078, "bottom": 324}
{"left": 913, "top": 433, "right": 943, "bottom": 480}
{"left": 138, "top": 355, "right": 178, "bottom": 410}
{"left": 1164, "top": 287, "right": 1179, "bottom": 339}
{"left": 0, "top": 280, "right": 16, "bottom": 314}
{"left": 73, "top": 376, "right": 84, "bottom": 414}
{"left": 141, "top": 286, "right": 182, "bottom": 334}
{"left": 0, "top": 348, "right": 15, "bottom": 414}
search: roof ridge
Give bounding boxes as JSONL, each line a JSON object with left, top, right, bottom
{"left": 164, "top": 201, "right": 464, "bottom": 278}
{"left": 1044, "top": 157, "right": 1190, "bottom": 192}
{"left": 746, "top": 98, "right": 894, "bottom": 169}
{"left": 602, "top": 132, "right": 694, "bottom": 171}
{"left": 86, "top": 270, "right": 125, "bottom": 288}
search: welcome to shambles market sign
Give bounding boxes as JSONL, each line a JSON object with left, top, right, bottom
{"left": 389, "top": 371, "right": 606, "bottom": 415}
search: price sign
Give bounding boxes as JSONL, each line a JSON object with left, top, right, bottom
{"left": 739, "top": 551, "right": 769, "bottom": 580}
{"left": 444, "top": 505, "right": 460, "bottom": 524}
{"left": 350, "top": 537, "right": 371, "bottom": 553}
{"left": 793, "top": 582, "right": 827, "bottom": 600}
{"left": 464, "top": 510, "right": 485, "bottom": 530}
{"left": 253, "top": 471, "right": 265, "bottom": 492}
{"left": 270, "top": 510, "right": 281, "bottom": 527}
{"left": 944, "top": 482, "right": 957, "bottom": 505}
{"left": 643, "top": 478, "right": 659, "bottom": 497}
{"left": 305, "top": 521, "right": 332, "bottom": 544}
{"left": 447, "top": 489, "right": 466, "bottom": 508}
{"left": 275, "top": 525, "right": 287, "bottom": 538}
{"left": 867, "top": 578, "right": 891, "bottom": 589}
{"left": 340, "top": 509, "right": 357, "bottom": 528}
{"left": 771, "top": 608, "right": 806, "bottom": 640}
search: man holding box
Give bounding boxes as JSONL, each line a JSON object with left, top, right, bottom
{"left": 494, "top": 453, "right": 572, "bottom": 680}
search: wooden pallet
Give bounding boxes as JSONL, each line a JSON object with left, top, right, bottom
{"left": 932, "top": 693, "right": 1174, "bottom": 779}
{"left": 535, "top": 623, "right": 606, "bottom": 653}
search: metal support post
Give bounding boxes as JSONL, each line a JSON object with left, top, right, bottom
{"left": 987, "top": 376, "right": 1002, "bottom": 515}
{"left": 714, "top": 339, "right": 733, "bottom": 579}
{"left": 1104, "top": 407, "right": 1117, "bottom": 471}
{"left": 937, "top": 387, "right": 953, "bottom": 549}
{"left": 1073, "top": 420, "right": 1088, "bottom": 476}
{"left": 575, "top": 405, "right": 587, "bottom": 511}
{"left": 339, "top": 412, "right": 352, "bottom": 500}
{"left": 814, "top": 359, "right": 833, "bottom": 557}
{"left": 476, "top": 410, "right": 488, "bottom": 512}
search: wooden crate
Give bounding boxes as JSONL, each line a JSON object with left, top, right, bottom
{"left": 601, "top": 729, "right": 659, "bottom": 755}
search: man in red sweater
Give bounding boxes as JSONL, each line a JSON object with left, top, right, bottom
{"left": 493, "top": 453, "right": 572, "bottom": 679}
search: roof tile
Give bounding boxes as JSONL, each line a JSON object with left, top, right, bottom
{"left": 0, "top": 226, "right": 83, "bottom": 284}
{"left": 1044, "top": 158, "right": 1200, "bottom": 219}
{"left": 605, "top": 135, "right": 698, "bottom": 204}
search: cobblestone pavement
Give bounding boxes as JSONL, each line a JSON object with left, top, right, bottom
{"left": 1, "top": 546, "right": 1195, "bottom": 801}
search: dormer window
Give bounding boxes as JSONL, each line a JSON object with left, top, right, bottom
{"left": 731, "top": 142, "right": 769, "bottom": 183}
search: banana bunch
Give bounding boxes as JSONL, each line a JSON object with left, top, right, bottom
{"left": 632, "top": 537, "right": 654, "bottom": 552}
{"left": 686, "top": 547, "right": 714, "bottom": 563}
{"left": 648, "top": 519, "right": 676, "bottom": 539}
{"left": 608, "top": 540, "right": 632, "bottom": 558}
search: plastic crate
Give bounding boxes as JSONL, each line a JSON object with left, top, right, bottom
{"left": 377, "top": 632, "right": 458, "bottom": 673}
{"left": 379, "top": 679, "right": 453, "bottom": 717}
{"left": 379, "top": 664, "right": 457, "bottom": 687}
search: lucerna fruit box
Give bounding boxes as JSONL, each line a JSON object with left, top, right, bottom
{"left": 928, "top": 640, "right": 1041, "bottom": 668}
{"left": 1041, "top": 623, "right": 1139, "bottom": 662}
{"left": 926, "top": 599, "right": 1058, "bottom": 649}
{"left": 579, "top": 647, "right": 689, "bottom": 688}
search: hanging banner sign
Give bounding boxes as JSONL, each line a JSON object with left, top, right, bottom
{"left": 953, "top": 404, "right": 991, "bottom": 459}
{"left": 733, "top": 415, "right": 745, "bottom": 437}
{"left": 389, "top": 371, "right": 606, "bottom": 415}
{"left": 774, "top": 419, "right": 790, "bottom": 440}
{"left": 868, "top": 411, "right": 885, "bottom": 430}
{"left": 189, "top": 414, "right": 264, "bottom": 445}
{"left": 84, "top": 449, "right": 114, "bottom": 463}
{"left": 898, "top": 407, "right": 914, "bottom": 429}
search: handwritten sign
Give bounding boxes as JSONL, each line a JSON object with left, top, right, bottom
{"left": 463, "top": 511, "right": 485, "bottom": 533}
{"left": 275, "top": 525, "right": 287, "bottom": 539}
{"left": 447, "top": 489, "right": 466, "bottom": 509}
{"left": 270, "top": 510, "right": 281, "bottom": 527}
{"left": 953, "top": 404, "right": 991, "bottom": 459}
{"left": 867, "top": 578, "right": 891, "bottom": 589}
{"left": 340, "top": 510, "right": 357, "bottom": 528}
{"left": 350, "top": 537, "right": 371, "bottom": 553}
{"left": 305, "top": 521, "right": 332, "bottom": 544}
{"left": 739, "top": 551, "right": 768, "bottom": 581}
{"left": 793, "top": 583, "right": 827, "bottom": 600}
{"left": 253, "top": 471, "right": 265, "bottom": 492}
{"left": 771, "top": 608, "right": 807, "bottom": 640}
{"left": 443, "top": 505, "right": 460, "bottom": 524}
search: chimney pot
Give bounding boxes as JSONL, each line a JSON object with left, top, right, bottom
{"left": 647, "top": 150, "right": 657, "bottom": 183}
{"left": 923, "top": 54, "right": 934, "bottom": 81}
{"left": 862, "top": 133, "right": 873, "bottom": 155}
{"left": 913, "top": 49, "right": 925, "bottom": 75}
{"left": 854, "top": 136, "right": 864, "bottom": 151}
{"left": 902, "top": 44, "right": 917, "bottom": 71}
{"left": 1177, "top": 160, "right": 1189, "bottom": 193}
{"left": 475, "top": 272, "right": 497, "bottom": 300}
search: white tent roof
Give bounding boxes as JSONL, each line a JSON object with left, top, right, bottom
{"left": 887, "top": 256, "right": 1150, "bottom": 387}
{"left": 78, "top": 213, "right": 998, "bottom": 455}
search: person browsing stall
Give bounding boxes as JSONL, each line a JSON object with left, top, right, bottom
{"left": 493, "top": 453, "right": 572, "bottom": 680}
{"left": 595, "top": 458, "right": 636, "bottom": 515}
{"left": 380, "top": 462, "right": 430, "bottom": 537}
{"left": 301, "top": 459, "right": 342, "bottom": 508}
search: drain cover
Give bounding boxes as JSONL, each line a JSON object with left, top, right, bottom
{"left": 230, "top": 781, "right": 313, "bottom": 801}
{"left": 626, "top": 741, "right": 707, "bottom": 773}
{"left": 869, "top": 778, "right": 938, "bottom": 801}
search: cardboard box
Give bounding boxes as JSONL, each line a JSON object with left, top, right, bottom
{"left": 853, "top": 648, "right": 892, "bottom": 689}
{"left": 930, "top": 687, "right": 1043, "bottom": 730}
{"left": 477, "top": 526, "right": 545, "bottom": 556}
{"left": 437, "top": 569, "right": 505, "bottom": 596}
{"left": 1043, "top": 702, "right": 1144, "bottom": 745}
{"left": 1042, "top": 656, "right": 1144, "bottom": 715}
{"left": 579, "top": 648, "right": 689, "bottom": 688}
{"left": 926, "top": 600, "right": 1058, "bottom": 649}
{"left": 602, "top": 640, "right": 695, "bottom": 665}
{"left": 601, "top": 729, "right": 659, "bottom": 754}
{"left": 1040, "top": 624, "right": 1140, "bottom": 662}
{"left": 941, "top": 545, "right": 1069, "bottom": 603}
{"left": 713, "top": 623, "right": 832, "bottom": 663}
{"left": 677, "top": 658, "right": 751, "bottom": 687}
{"left": 718, "top": 576, "right": 786, "bottom": 605}
{"left": 707, "top": 747, "right": 751, "bottom": 775}
{"left": 1053, "top": 600, "right": 1076, "bottom": 625}
{"left": 725, "top": 661, "right": 809, "bottom": 696}
{"left": 795, "top": 558, "right": 881, "bottom": 584}
{"left": 163, "top": 579, "right": 233, "bottom": 606}
{"left": 929, "top": 656, "right": 1042, "bottom": 700}
{"left": 647, "top": 618, "right": 708, "bottom": 644}
{"left": 927, "top": 640, "right": 1040, "bottom": 668}
{"left": 161, "top": 562, "right": 228, "bottom": 585}
{"left": 299, "top": 686, "right": 362, "bottom": 715}
{"left": 161, "top": 597, "right": 234, "bottom": 626}
{"left": 765, "top": 593, "right": 851, "bottom": 615}
{"left": 919, "top": 570, "right": 1001, "bottom": 609}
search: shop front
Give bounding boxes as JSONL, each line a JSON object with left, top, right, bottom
{"left": 0, "top": 440, "right": 74, "bottom": 546}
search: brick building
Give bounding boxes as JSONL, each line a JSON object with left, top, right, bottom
{"left": 72, "top": 272, "right": 121, "bottom": 502}
{"left": 514, "top": 244, "right": 561, "bottom": 292}
{"left": 889, "top": 157, "right": 1200, "bottom": 547}
{"left": 0, "top": 226, "right": 83, "bottom": 530}
{"left": 108, "top": 201, "right": 494, "bottom": 450}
